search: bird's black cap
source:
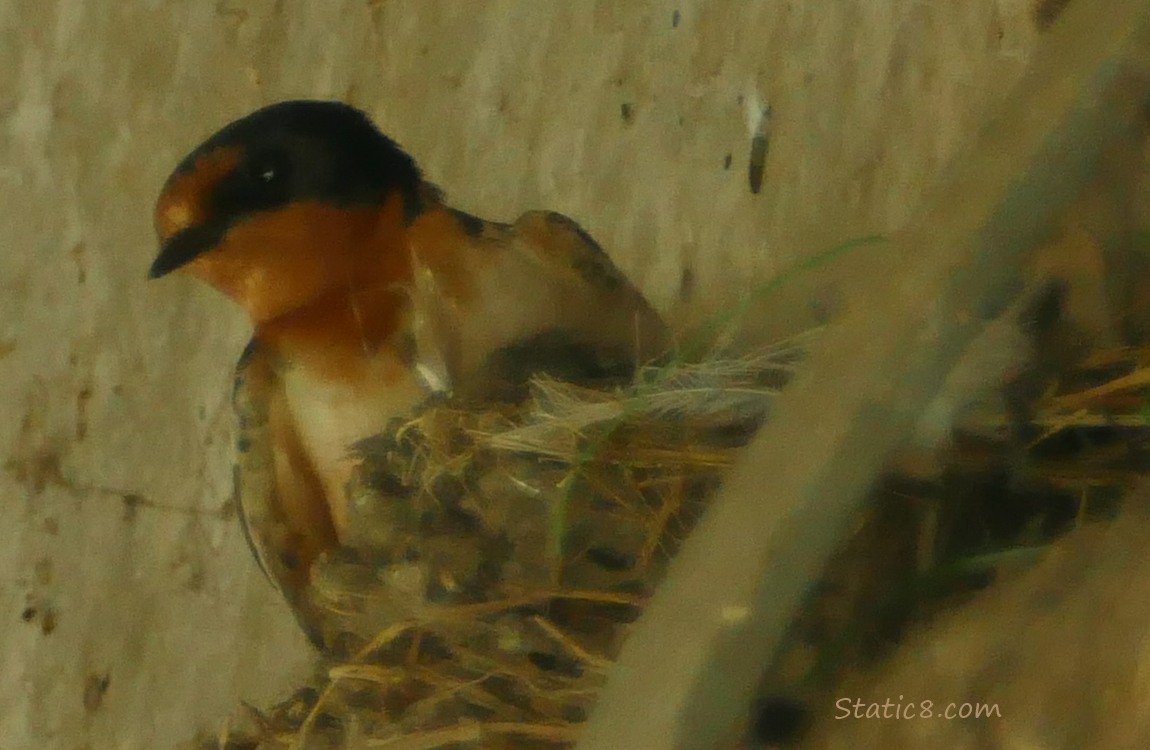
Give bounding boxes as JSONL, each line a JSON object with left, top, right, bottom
{"left": 150, "top": 100, "right": 423, "bottom": 278}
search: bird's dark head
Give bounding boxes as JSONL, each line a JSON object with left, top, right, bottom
{"left": 150, "top": 100, "right": 424, "bottom": 322}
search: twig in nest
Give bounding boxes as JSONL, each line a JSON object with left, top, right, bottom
{"left": 530, "top": 615, "right": 613, "bottom": 671}
{"left": 1053, "top": 365, "right": 1150, "bottom": 410}
{"left": 638, "top": 476, "right": 687, "bottom": 571}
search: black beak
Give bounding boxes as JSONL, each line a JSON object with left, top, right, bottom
{"left": 148, "top": 223, "right": 224, "bottom": 279}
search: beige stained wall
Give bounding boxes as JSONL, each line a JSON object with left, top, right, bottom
{"left": 0, "top": 1, "right": 1041, "bottom": 747}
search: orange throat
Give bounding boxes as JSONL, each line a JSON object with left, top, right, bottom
{"left": 256, "top": 282, "right": 414, "bottom": 384}
{"left": 185, "top": 194, "right": 421, "bottom": 383}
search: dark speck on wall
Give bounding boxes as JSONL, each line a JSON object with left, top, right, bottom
{"left": 672, "top": 9, "right": 681, "bottom": 28}
{"left": 1033, "top": 0, "right": 1072, "bottom": 29}
{"left": 620, "top": 102, "right": 634, "bottom": 124}
{"left": 40, "top": 608, "right": 57, "bottom": 635}
{"left": 679, "top": 267, "right": 696, "bottom": 302}
{"left": 83, "top": 673, "right": 111, "bottom": 712}
{"left": 723, "top": 153, "right": 732, "bottom": 170}
{"left": 20, "top": 603, "right": 57, "bottom": 635}
{"left": 749, "top": 106, "right": 772, "bottom": 195}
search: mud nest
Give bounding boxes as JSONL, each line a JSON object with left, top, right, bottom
{"left": 217, "top": 334, "right": 813, "bottom": 750}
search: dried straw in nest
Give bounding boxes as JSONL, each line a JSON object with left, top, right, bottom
{"left": 220, "top": 333, "right": 814, "bottom": 749}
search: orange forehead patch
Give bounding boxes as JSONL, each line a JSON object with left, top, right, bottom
{"left": 154, "top": 146, "right": 243, "bottom": 242}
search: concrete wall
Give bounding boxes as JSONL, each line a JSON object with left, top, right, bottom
{"left": 0, "top": 1, "right": 1041, "bottom": 747}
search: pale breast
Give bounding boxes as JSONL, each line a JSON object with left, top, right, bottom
{"left": 280, "top": 353, "right": 426, "bottom": 535}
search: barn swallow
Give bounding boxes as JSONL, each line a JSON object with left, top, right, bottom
{"left": 149, "top": 100, "right": 668, "bottom": 645}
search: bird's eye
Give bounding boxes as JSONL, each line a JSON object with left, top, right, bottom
{"left": 209, "top": 147, "right": 294, "bottom": 216}
{"left": 246, "top": 149, "right": 292, "bottom": 191}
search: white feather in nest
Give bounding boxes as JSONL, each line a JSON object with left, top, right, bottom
{"left": 474, "top": 329, "right": 820, "bottom": 461}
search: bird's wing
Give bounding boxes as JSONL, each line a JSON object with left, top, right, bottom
{"left": 409, "top": 207, "right": 670, "bottom": 400}
{"left": 510, "top": 210, "right": 668, "bottom": 361}
{"left": 232, "top": 339, "right": 337, "bottom": 645}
